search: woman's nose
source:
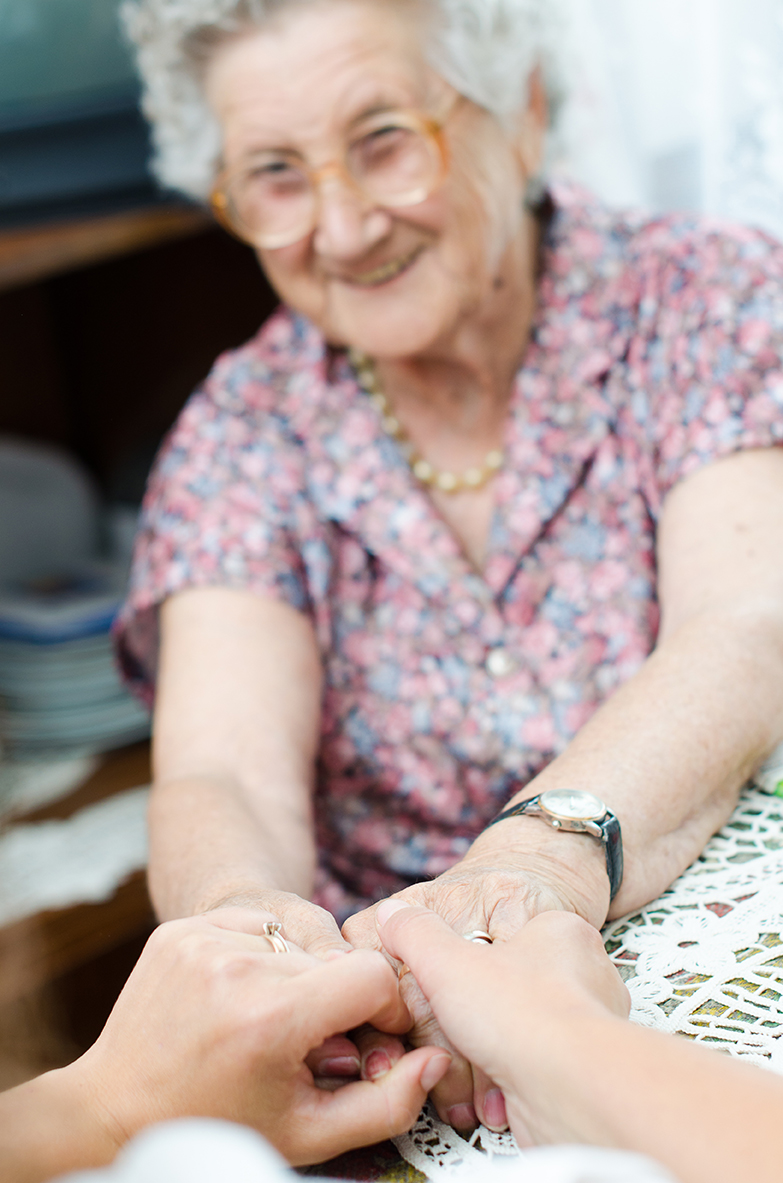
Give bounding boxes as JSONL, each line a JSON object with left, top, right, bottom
{"left": 312, "top": 177, "right": 391, "bottom": 259}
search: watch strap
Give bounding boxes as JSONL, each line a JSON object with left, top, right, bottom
{"left": 486, "top": 795, "right": 624, "bottom": 901}
{"left": 602, "top": 811, "right": 623, "bottom": 901}
{"left": 485, "top": 795, "right": 542, "bottom": 828}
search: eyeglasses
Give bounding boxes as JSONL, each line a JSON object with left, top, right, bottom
{"left": 210, "top": 105, "right": 454, "bottom": 250}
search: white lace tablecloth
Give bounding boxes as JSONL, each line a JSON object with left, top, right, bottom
{"left": 395, "top": 785, "right": 783, "bottom": 1179}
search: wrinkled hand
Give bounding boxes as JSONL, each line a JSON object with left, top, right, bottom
{"left": 342, "top": 828, "right": 610, "bottom": 1132}
{"left": 70, "top": 908, "right": 451, "bottom": 1166}
{"left": 204, "top": 888, "right": 352, "bottom": 959}
{"left": 376, "top": 902, "right": 630, "bottom": 1148}
{"left": 201, "top": 890, "right": 384, "bottom": 1080}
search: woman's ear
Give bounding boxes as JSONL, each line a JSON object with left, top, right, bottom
{"left": 514, "top": 64, "right": 548, "bottom": 180}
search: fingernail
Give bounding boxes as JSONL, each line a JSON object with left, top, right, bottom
{"left": 482, "top": 1089, "right": 508, "bottom": 1132}
{"left": 363, "top": 1049, "right": 392, "bottom": 1081}
{"left": 420, "top": 1052, "right": 452, "bottom": 1092}
{"left": 376, "top": 899, "right": 410, "bottom": 926}
{"left": 319, "top": 1056, "right": 360, "bottom": 1076}
{"left": 446, "top": 1103, "right": 477, "bottom": 1131}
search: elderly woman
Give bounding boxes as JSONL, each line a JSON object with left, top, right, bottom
{"left": 119, "top": 0, "right": 783, "bottom": 1137}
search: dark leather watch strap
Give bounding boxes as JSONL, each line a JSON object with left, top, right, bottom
{"left": 486, "top": 795, "right": 624, "bottom": 901}
{"left": 484, "top": 796, "right": 541, "bottom": 828}
{"left": 603, "top": 812, "right": 623, "bottom": 901}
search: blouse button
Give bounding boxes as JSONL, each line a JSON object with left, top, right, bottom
{"left": 485, "top": 647, "right": 516, "bottom": 678}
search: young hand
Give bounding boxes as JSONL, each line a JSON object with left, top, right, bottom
{"left": 66, "top": 907, "right": 450, "bottom": 1166}
{"left": 375, "top": 901, "right": 629, "bottom": 1147}
{"left": 342, "top": 824, "right": 610, "bottom": 1132}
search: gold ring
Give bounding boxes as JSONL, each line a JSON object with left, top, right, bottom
{"left": 463, "top": 930, "right": 493, "bottom": 945}
{"left": 262, "top": 921, "right": 290, "bottom": 953}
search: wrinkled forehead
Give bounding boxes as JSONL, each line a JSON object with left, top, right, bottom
{"left": 204, "top": 0, "right": 450, "bottom": 155}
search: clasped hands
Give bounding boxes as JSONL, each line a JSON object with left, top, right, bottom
{"left": 55, "top": 829, "right": 620, "bottom": 1172}
{"left": 201, "top": 825, "right": 614, "bottom": 1143}
{"left": 342, "top": 828, "right": 611, "bottom": 1134}
{"left": 52, "top": 828, "right": 625, "bottom": 1177}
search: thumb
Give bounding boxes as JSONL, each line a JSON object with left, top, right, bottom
{"left": 376, "top": 899, "right": 486, "bottom": 994}
{"left": 285, "top": 948, "right": 412, "bottom": 1049}
{"left": 290, "top": 1047, "right": 451, "bottom": 1165}
{"left": 375, "top": 900, "right": 494, "bottom": 1053}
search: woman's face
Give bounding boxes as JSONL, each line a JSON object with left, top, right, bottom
{"left": 205, "top": 0, "right": 543, "bottom": 358}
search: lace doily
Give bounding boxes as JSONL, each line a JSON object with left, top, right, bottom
{"left": 395, "top": 786, "right": 783, "bottom": 1178}
{"left": 604, "top": 788, "right": 783, "bottom": 1068}
{"left": 0, "top": 786, "right": 149, "bottom": 926}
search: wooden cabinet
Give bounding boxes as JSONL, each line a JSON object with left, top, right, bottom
{"left": 0, "top": 204, "right": 277, "bottom": 487}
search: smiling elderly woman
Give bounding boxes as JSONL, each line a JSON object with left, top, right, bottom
{"left": 118, "top": 0, "right": 783, "bottom": 1137}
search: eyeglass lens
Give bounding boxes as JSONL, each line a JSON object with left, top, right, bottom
{"left": 224, "top": 118, "right": 442, "bottom": 245}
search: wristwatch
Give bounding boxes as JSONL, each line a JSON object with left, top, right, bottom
{"left": 485, "top": 789, "right": 623, "bottom": 901}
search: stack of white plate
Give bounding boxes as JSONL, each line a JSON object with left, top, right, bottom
{"left": 0, "top": 439, "right": 150, "bottom": 757}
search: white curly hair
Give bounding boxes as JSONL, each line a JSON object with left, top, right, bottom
{"left": 122, "top": 0, "right": 566, "bottom": 201}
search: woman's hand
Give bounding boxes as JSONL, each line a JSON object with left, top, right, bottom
{"left": 375, "top": 902, "right": 629, "bottom": 1148}
{"left": 52, "top": 908, "right": 450, "bottom": 1171}
{"left": 202, "top": 892, "right": 412, "bottom": 1081}
{"left": 342, "top": 820, "right": 610, "bottom": 1132}
{"left": 204, "top": 888, "right": 352, "bottom": 958}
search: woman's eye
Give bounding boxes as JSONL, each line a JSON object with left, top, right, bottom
{"left": 364, "top": 126, "right": 406, "bottom": 149}
{"left": 249, "top": 160, "right": 296, "bottom": 180}
{"left": 241, "top": 160, "right": 309, "bottom": 198}
{"left": 354, "top": 126, "right": 411, "bottom": 166}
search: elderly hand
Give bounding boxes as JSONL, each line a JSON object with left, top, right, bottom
{"left": 52, "top": 907, "right": 450, "bottom": 1170}
{"left": 201, "top": 889, "right": 410, "bottom": 1081}
{"left": 341, "top": 820, "right": 611, "bottom": 1132}
{"left": 375, "top": 902, "right": 630, "bottom": 1148}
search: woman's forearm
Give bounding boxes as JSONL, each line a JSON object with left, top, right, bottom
{"left": 476, "top": 604, "right": 783, "bottom": 921}
{"left": 527, "top": 1006, "right": 783, "bottom": 1183}
{"left": 0, "top": 1067, "right": 119, "bottom": 1183}
{"left": 147, "top": 772, "right": 317, "bottom": 919}
{"left": 150, "top": 590, "right": 324, "bottom": 921}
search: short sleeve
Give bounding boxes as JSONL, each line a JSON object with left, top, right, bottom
{"left": 115, "top": 383, "right": 309, "bottom": 705}
{"left": 621, "top": 220, "right": 783, "bottom": 516}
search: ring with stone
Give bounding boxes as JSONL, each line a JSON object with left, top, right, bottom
{"left": 463, "top": 930, "right": 493, "bottom": 945}
{"left": 262, "top": 921, "right": 290, "bottom": 953}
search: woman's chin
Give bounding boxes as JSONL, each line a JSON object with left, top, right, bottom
{"left": 325, "top": 294, "right": 453, "bottom": 359}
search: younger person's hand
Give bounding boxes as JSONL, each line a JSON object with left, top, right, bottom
{"left": 376, "top": 902, "right": 629, "bottom": 1146}
{"left": 343, "top": 824, "right": 610, "bottom": 1132}
{"left": 64, "top": 908, "right": 450, "bottom": 1166}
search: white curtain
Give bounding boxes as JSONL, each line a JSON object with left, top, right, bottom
{"left": 553, "top": 0, "right": 783, "bottom": 239}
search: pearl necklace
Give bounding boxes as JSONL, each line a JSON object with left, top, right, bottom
{"left": 350, "top": 350, "right": 505, "bottom": 494}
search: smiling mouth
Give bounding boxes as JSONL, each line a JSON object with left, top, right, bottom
{"left": 348, "top": 247, "right": 423, "bottom": 287}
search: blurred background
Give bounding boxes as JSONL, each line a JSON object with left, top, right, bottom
{"left": 0, "top": 0, "right": 781, "bottom": 1090}
{"left": 557, "top": 0, "right": 783, "bottom": 240}
{"left": 0, "top": 0, "right": 277, "bottom": 1087}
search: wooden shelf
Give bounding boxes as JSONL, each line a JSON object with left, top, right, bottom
{"left": 0, "top": 205, "right": 211, "bottom": 293}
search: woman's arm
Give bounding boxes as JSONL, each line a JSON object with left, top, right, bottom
{"left": 345, "top": 446, "right": 783, "bottom": 1125}
{"left": 149, "top": 587, "right": 351, "bottom": 957}
{"left": 379, "top": 902, "right": 783, "bottom": 1183}
{"left": 474, "top": 446, "right": 783, "bottom": 920}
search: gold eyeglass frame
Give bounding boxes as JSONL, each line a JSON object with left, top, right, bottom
{"left": 210, "top": 105, "right": 454, "bottom": 250}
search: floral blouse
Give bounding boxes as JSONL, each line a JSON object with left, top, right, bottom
{"left": 117, "top": 182, "right": 783, "bottom": 924}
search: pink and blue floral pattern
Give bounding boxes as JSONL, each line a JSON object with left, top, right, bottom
{"left": 117, "top": 183, "right": 783, "bottom": 923}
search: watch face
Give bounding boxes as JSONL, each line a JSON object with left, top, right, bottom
{"left": 539, "top": 789, "right": 606, "bottom": 821}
